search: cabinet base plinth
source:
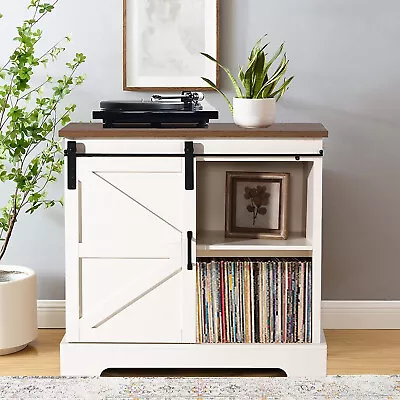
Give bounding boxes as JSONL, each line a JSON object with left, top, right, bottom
{"left": 60, "top": 335, "right": 327, "bottom": 377}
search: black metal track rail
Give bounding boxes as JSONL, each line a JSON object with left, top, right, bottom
{"left": 75, "top": 153, "right": 185, "bottom": 158}
{"left": 73, "top": 151, "right": 323, "bottom": 158}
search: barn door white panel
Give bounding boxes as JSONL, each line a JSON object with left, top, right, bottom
{"left": 76, "top": 157, "right": 191, "bottom": 343}
{"left": 80, "top": 258, "right": 182, "bottom": 342}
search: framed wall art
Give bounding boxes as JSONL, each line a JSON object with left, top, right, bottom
{"left": 225, "top": 171, "right": 290, "bottom": 240}
{"left": 123, "top": 0, "right": 220, "bottom": 91}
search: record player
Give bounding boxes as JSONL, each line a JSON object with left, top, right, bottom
{"left": 93, "top": 91, "right": 219, "bottom": 128}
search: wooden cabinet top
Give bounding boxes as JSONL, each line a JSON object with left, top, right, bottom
{"left": 59, "top": 123, "right": 328, "bottom": 139}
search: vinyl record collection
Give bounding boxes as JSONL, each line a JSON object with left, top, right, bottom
{"left": 196, "top": 259, "right": 312, "bottom": 344}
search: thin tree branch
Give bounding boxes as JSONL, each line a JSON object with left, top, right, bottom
{"left": 0, "top": 74, "right": 16, "bottom": 129}
{"left": 0, "top": 186, "right": 19, "bottom": 261}
{"left": 37, "top": 37, "right": 66, "bottom": 63}
{"left": 0, "top": 214, "right": 17, "bottom": 260}
{"left": 30, "top": 0, "right": 59, "bottom": 28}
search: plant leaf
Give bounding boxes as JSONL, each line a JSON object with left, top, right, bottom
{"left": 243, "top": 54, "right": 259, "bottom": 97}
{"left": 255, "top": 56, "right": 289, "bottom": 98}
{"left": 246, "top": 40, "right": 272, "bottom": 97}
{"left": 272, "top": 53, "right": 288, "bottom": 76}
{"left": 201, "top": 77, "right": 233, "bottom": 112}
{"left": 238, "top": 66, "right": 245, "bottom": 85}
{"left": 253, "top": 51, "right": 267, "bottom": 97}
{"left": 249, "top": 33, "right": 268, "bottom": 61}
{"left": 261, "top": 80, "right": 278, "bottom": 99}
{"left": 255, "top": 67, "right": 287, "bottom": 98}
{"left": 271, "top": 76, "right": 294, "bottom": 101}
{"left": 261, "top": 43, "right": 285, "bottom": 87}
{"left": 264, "top": 42, "right": 284, "bottom": 75}
{"left": 200, "top": 52, "right": 243, "bottom": 98}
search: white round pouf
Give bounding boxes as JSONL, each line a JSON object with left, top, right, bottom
{"left": 0, "top": 266, "right": 37, "bottom": 355}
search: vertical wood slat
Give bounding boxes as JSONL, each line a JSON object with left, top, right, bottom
{"left": 64, "top": 140, "right": 80, "bottom": 341}
{"left": 181, "top": 156, "right": 197, "bottom": 343}
{"left": 310, "top": 158, "right": 323, "bottom": 344}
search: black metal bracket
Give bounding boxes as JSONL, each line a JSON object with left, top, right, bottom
{"left": 64, "top": 141, "right": 77, "bottom": 190}
{"left": 187, "top": 231, "right": 193, "bottom": 270}
{"left": 185, "top": 141, "right": 194, "bottom": 190}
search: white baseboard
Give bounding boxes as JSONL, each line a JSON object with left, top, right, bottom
{"left": 322, "top": 301, "right": 400, "bottom": 329}
{"left": 37, "top": 300, "right": 400, "bottom": 330}
{"left": 37, "top": 300, "right": 66, "bottom": 328}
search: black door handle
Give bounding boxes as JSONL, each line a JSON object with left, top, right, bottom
{"left": 187, "top": 231, "right": 193, "bottom": 270}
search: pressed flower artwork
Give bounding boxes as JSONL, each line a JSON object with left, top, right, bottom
{"left": 225, "top": 172, "right": 289, "bottom": 239}
{"left": 244, "top": 185, "right": 271, "bottom": 225}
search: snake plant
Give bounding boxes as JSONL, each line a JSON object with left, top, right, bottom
{"left": 201, "top": 35, "right": 294, "bottom": 112}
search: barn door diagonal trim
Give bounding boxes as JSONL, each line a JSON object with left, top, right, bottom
{"left": 92, "top": 267, "right": 181, "bottom": 329}
{"left": 93, "top": 172, "right": 182, "bottom": 234}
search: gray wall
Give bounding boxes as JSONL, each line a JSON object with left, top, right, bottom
{"left": 1, "top": 0, "right": 399, "bottom": 300}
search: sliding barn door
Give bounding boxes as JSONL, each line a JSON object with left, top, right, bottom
{"left": 75, "top": 156, "right": 195, "bottom": 343}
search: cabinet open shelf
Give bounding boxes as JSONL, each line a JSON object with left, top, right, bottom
{"left": 196, "top": 231, "right": 312, "bottom": 257}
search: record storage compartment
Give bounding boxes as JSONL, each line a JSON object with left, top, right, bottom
{"left": 196, "top": 159, "right": 318, "bottom": 346}
{"left": 196, "top": 258, "right": 313, "bottom": 344}
{"left": 60, "top": 123, "right": 327, "bottom": 377}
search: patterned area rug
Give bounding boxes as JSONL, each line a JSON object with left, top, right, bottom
{"left": 0, "top": 376, "right": 399, "bottom": 399}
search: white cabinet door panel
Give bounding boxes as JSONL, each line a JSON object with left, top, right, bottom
{"left": 80, "top": 272, "right": 182, "bottom": 343}
{"left": 75, "top": 156, "right": 192, "bottom": 343}
{"left": 97, "top": 171, "right": 183, "bottom": 233}
{"left": 80, "top": 258, "right": 182, "bottom": 343}
{"left": 80, "top": 171, "right": 182, "bottom": 254}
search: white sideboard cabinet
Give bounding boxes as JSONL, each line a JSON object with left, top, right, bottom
{"left": 59, "top": 123, "right": 328, "bottom": 377}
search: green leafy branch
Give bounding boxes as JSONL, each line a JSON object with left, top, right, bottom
{"left": 200, "top": 34, "right": 294, "bottom": 112}
{"left": 0, "top": 0, "right": 86, "bottom": 261}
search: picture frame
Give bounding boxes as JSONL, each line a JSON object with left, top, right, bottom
{"left": 225, "top": 172, "right": 290, "bottom": 240}
{"left": 123, "top": 0, "right": 220, "bottom": 91}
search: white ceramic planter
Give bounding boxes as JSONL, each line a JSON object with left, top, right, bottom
{"left": 0, "top": 265, "right": 37, "bottom": 355}
{"left": 233, "top": 97, "right": 276, "bottom": 128}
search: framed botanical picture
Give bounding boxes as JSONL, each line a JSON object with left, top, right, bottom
{"left": 225, "top": 172, "right": 290, "bottom": 240}
{"left": 123, "top": 0, "right": 220, "bottom": 91}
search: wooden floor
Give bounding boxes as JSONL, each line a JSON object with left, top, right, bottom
{"left": 0, "top": 329, "right": 399, "bottom": 376}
